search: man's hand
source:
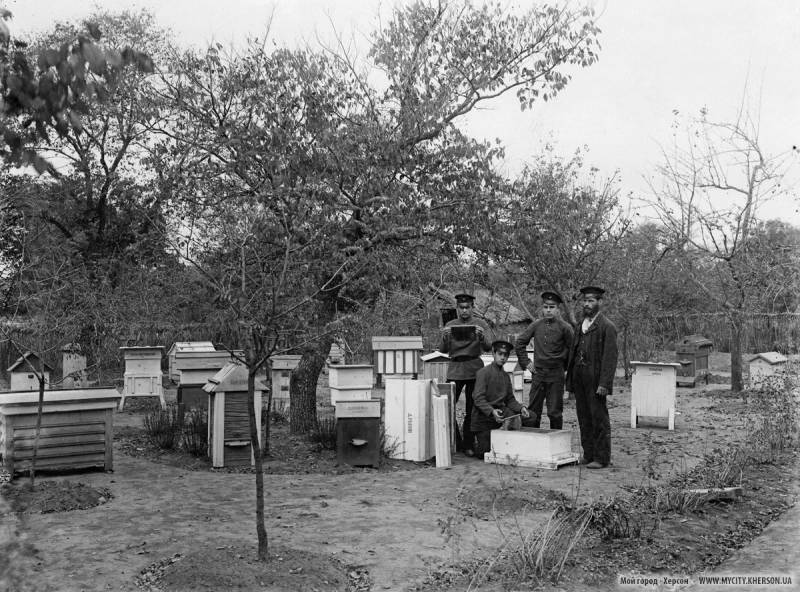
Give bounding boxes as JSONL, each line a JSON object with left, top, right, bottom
{"left": 492, "top": 409, "right": 504, "bottom": 422}
{"left": 596, "top": 386, "right": 608, "bottom": 397}
{"left": 520, "top": 407, "right": 530, "bottom": 419}
{"left": 475, "top": 325, "right": 484, "bottom": 339}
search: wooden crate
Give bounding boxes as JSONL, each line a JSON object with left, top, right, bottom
{"left": 203, "top": 363, "right": 264, "bottom": 468}
{"left": 630, "top": 361, "right": 680, "bottom": 430}
{"left": 0, "top": 388, "right": 120, "bottom": 475}
{"left": 484, "top": 427, "right": 578, "bottom": 470}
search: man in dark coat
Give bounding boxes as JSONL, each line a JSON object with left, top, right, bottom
{"left": 566, "top": 286, "right": 618, "bottom": 469}
{"left": 514, "top": 291, "right": 574, "bottom": 429}
{"left": 439, "top": 292, "right": 492, "bottom": 456}
{"left": 471, "top": 340, "right": 530, "bottom": 458}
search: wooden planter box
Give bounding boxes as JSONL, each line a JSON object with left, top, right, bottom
{"left": 0, "top": 388, "right": 121, "bottom": 475}
{"left": 119, "top": 346, "right": 164, "bottom": 411}
{"left": 630, "top": 361, "right": 680, "bottom": 430}
{"left": 203, "top": 363, "right": 264, "bottom": 468}
{"left": 484, "top": 427, "right": 577, "bottom": 469}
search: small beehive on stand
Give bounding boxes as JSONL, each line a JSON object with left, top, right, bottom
{"left": 7, "top": 352, "right": 52, "bottom": 391}
{"left": 749, "top": 352, "right": 788, "bottom": 389}
{"left": 484, "top": 428, "right": 578, "bottom": 469}
{"left": 327, "top": 364, "right": 373, "bottom": 405}
{"left": 421, "top": 351, "right": 450, "bottom": 384}
{"left": 61, "top": 343, "right": 88, "bottom": 389}
{"left": 203, "top": 363, "right": 264, "bottom": 468}
{"left": 167, "top": 341, "right": 215, "bottom": 383}
{"left": 384, "top": 378, "right": 435, "bottom": 462}
{"left": 119, "top": 346, "right": 164, "bottom": 411}
{"left": 371, "top": 336, "right": 423, "bottom": 385}
{"left": 270, "top": 355, "right": 303, "bottom": 408}
{"left": 630, "top": 361, "right": 681, "bottom": 430}
{"left": 175, "top": 350, "right": 235, "bottom": 409}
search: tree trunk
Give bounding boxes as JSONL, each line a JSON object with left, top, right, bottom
{"left": 729, "top": 314, "right": 744, "bottom": 392}
{"left": 290, "top": 335, "right": 334, "bottom": 434}
{"left": 247, "top": 365, "right": 269, "bottom": 561}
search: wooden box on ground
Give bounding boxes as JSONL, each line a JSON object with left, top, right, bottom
{"left": 203, "top": 363, "right": 263, "bottom": 468}
{"left": 384, "top": 378, "right": 435, "bottom": 462}
{"left": 176, "top": 350, "right": 235, "bottom": 410}
{"left": 630, "top": 361, "right": 680, "bottom": 430}
{"left": 484, "top": 427, "right": 578, "bottom": 469}
{"left": 372, "top": 336, "right": 423, "bottom": 384}
{"left": 749, "top": 352, "right": 788, "bottom": 389}
{"left": 0, "top": 388, "right": 121, "bottom": 475}
{"left": 7, "top": 352, "right": 52, "bottom": 392}
{"left": 167, "top": 341, "right": 215, "bottom": 383}
{"left": 119, "top": 346, "right": 164, "bottom": 411}
{"left": 270, "top": 355, "right": 303, "bottom": 407}
{"left": 328, "top": 364, "right": 374, "bottom": 405}
{"left": 335, "top": 400, "right": 381, "bottom": 468}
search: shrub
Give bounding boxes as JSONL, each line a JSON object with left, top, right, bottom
{"left": 308, "top": 416, "right": 337, "bottom": 450}
{"left": 181, "top": 408, "right": 208, "bottom": 457}
{"left": 143, "top": 403, "right": 184, "bottom": 450}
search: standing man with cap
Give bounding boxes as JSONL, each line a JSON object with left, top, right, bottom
{"left": 566, "top": 286, "right": 618, "bottom": 469}
{"left": 471, "top": 340, "right": 530, "bottom": 458}
{"left": 439, "top": 292, "right": 492, "bottom": 456}
{"left": 514, "top": 291, "right": 574, "bottom": 430}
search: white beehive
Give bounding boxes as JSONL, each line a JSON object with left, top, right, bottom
{"left": 61, "top": 343, "right": 87, "bottom": 388}
{"left": 270, "top": 355, "right": 303, "bottom": 405}
{"left": 328, "top": 364, "right": 373, "bottom": 405}
{"left": 630, "top": 361, "right": 680, "bottom": 430}
{"left": 167, "top": 341, "right": 215, "bottom": 382}
{"left": 485, "top": 427, "right": 577, "bottom": 469}
{"left": 384, "top": 378, "right": 434, "bottom": 462}
{"left": 749, "top": 352, "right": 788, "bottom": 389}
{"left": 372, "top": 336, "right": 423, "bottom": 381}
{"left": 7, "top": 352, "right": 52, "bottom": 391}
{"left": 119, "top": 346, "right": 164, "bottom": 411}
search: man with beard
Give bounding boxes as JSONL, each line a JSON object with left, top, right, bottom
{"left": 566, "top": 286, "right": 618, "bottom": 469}
{"left": 439, "top": 293, "right": 492, "bottom": 456}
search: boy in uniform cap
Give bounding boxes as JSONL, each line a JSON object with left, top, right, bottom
{"left": 471, "top": 340, "right": 530, "bottom": 458}
{"left": 439, "top": 292, "right": 493, "bottom": 456}
{"left": 514, "top": 291, "right": 574, "bottom": 430}
{"left": 566, "top": 286, "right": 618, "bottom": 469}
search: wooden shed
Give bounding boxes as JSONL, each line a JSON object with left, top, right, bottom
{"left": 203, "top": 363, "right": 264, "bottom": 468}
{"left": 0, "top": 388, "right": 121, "bottom": 475}
{"left": 749, "top": 352, "right": 788, "bottom": 388}
{"left": 371, "top": 336, "right": 423, "bottom": 384}
{"left": 119, "top": 346, "right": 165, "bottom": 411}
{"left": 167, "top": 341, "right": 215, "bottom": 383}
{"left": 7, "top": 352, "right": 52, "bottom": 391}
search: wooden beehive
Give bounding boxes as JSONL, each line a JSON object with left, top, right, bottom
{"left": 119, "top": 346, "right": 164, "bottom": 411}
{"left": 484, "top": 427, "right": 577, "bottom": 469}
{"left": 61, "top": 343, "right": 88, "bottom": 389}
{"left": 630, "top": 361, "right": 680, "bottom": 430}
{"left": 270, "top": 355, "right": 303, "bottom": 406}
{"left": 421, "top": 351, "right": 450, "bottom": 383}
{"left": 7, "top": 352, "right": 52, "bottom": 392}
{"left": 384, "top": 378, "right": 434, "bottom": 462}
{"left": 0, "top": 388, "right": 120, "bottom": 474}
{"left": 675, "top": 335, "right": 713, "bottom": 386}
{"left": 175, "top": 350, "right": 234, "bottom": 409}
{"left": 167, "top": 341, "right": 215, "bottom": 383}
{"left": 335, "top": 400, "right": 382, "bottom": 468}
{"left": 203, "top": 363, "right": 264, "bottom": 468}
{"left": 749, "top": 352, "right": 788, "bottom": 388}
{"left": 328, "top": 364, "right": 373, "bottom": 405}
{"left": 372, "top": 336, "right": 423, "bottom": 383}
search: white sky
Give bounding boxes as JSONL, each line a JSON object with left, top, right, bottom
{"left": 7, "top": 0, "right": 800, "bottom": 225}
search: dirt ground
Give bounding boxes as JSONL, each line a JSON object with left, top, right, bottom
{"left": 1, "top": 353, "right": 798, "bottom": 591}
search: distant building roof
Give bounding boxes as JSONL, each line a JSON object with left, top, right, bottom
{"left": 750, "top": 352, "right": 788, "bottom": 365}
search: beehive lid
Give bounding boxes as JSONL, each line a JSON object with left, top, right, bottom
{"left": 272, "top": 355, "right": 303, "bottom": 370}
{"left": 203, "top": 362, "right": 266, "bottom": 393}
{"left": 175, "top": 350, "right": 232, "bottom": 370}
{"left": 371, "top": 336, "right": 424, "bottom": 350}
{"left": 750, "top": 352, "right": 788, "bottom": 365}
{"left": 168, "top": 341, "right": 215, "bottom": 356}
{"left": 421, "top": 351, "right": 450, "bottom": 362}
{"left": 7, "top": 352, "right": 53, "bottom": 373}
{"left": 120, "top": 346, "right": 163, "bottom": 357}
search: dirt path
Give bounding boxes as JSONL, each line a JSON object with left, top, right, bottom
{"left": 4, "top": 379, "right": 794, "bottom": 591}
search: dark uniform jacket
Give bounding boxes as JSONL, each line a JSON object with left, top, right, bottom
{"left": 566, "top": 313, "right": 618, "bottom": 394}
{"left": 471, "top": 363, "right": 524, "bottom": 432}
{"left": 439, "top": 317, "right": 492, "bottom": 381}
{"left": 514, "top": 317, "right": 574, "bottom": 370}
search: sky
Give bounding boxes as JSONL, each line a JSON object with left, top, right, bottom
{"left": 7, "top": 0, "right": 800, "bottom": 225}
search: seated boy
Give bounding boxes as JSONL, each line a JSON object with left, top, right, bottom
{"left": 470, "top": 340, "right": 530, "bottom": 458}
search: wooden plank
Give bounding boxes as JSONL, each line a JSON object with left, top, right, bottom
{"left": 13, "top": 433, "right": 106, "bottom": 448}
{"left": 13, "top": 423, "right": 105, "bottom": 438}
{"left": 13, "top": 452, "right": 106, "bottom": 471}
{"left": 13, "top": 443, "right": 107, "bottom": 459}
{"left": 432, "top": 394, "right": 451, "bottom": 468}
{"left": 484, "top": 451, "right": 579, "bottom": 470}
{"left": 687, "top": 486, "right": 743, "bottom": 502}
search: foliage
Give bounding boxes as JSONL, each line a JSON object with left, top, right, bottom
{"left": 143, "top": 403, "right": 184, "bottom": 450}
{"left": 308, "top": 416, "right": 337, "bottom": 451}
{"left": 181, "top": 408, "right": 208, "bottom": 457}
